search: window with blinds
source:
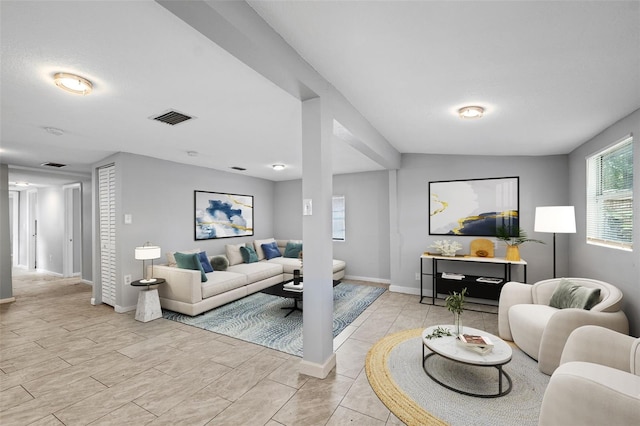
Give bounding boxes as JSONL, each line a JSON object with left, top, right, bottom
{"left": 332, "top": 195, "right": 345, "bottom": 241}
{"left": 586, "top": 135, "right": 633, "bottom": 250}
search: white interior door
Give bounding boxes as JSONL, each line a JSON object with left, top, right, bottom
{"left": 63, "top": 183, "right": 82, "bottom": 277}
{"left": 27, "top": 189, "right": 37, "bottom": 270}
{"left": 98, "top": 165, "right": 116, "bottom": 306}
{"left": 9, "top": 191, "right": 19, "bottom": 267}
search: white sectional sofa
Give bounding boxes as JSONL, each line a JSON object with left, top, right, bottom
{"left": 152, "top": 239, "right": 346, "bottom": 316}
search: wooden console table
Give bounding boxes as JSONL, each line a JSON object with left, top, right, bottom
{"left": 420, "top": 254, "right": 527, "bottom": 305}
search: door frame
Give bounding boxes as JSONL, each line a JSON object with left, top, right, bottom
{"left": 63, "top": 183, "right": 82, "bottom": 277}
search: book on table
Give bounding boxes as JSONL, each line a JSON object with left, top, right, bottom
{"left": 283, "top": 282, "right": 303, "bottom": 292}
{"left": 458, "top": 334, "right": 494, "bottom": 354}
{"left": 441, "top": 272, "right": 465, "bottom": 280}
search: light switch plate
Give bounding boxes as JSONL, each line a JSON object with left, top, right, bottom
{"left": 124, "top": 214, "right": 132, "bottom": 224}
{"left": 303, "top": 199, "right": 312, "bottom": 216}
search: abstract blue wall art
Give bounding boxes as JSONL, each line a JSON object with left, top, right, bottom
{"left": 194, "top": 191, "right": 254, "bottom": 240}
{"left": 429, "top": 177, "right": 519, "bottom": 236}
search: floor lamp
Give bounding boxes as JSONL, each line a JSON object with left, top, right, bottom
{"left": 534, "top": 206, "right": 576, "bottom": 278}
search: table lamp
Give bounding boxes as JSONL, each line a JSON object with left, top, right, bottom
{"left": 534, "top": 206, "right": 576, "bottom": 278}
{"left": 135, "top": 243, "right": 161, "bottom": 283}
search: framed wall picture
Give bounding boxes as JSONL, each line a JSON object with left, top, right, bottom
{"left": 429, "top": 177, "right": 519, "bottom": 236}
{"left": 194, "top": 191, "right": 254, "bottom": 240}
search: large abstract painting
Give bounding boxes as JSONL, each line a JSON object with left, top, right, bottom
{"left": 429, "top": 177, "right": 519, "bottom": 236}
{"left": 195, "top": 191, "right": 254, "bottom": 240}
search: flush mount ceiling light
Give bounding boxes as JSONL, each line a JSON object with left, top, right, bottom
{"left": 53, "top": 72, "right": 93, "bottom": 95}
{"left": 458, "top": 106, "right": 484, "bottom": 119}
{"left": 272, "top": 164, "right": 286, "bottom": 171}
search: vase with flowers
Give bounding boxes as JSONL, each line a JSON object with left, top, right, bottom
{"left": 445, "top": 287, "right": 467, "bottom": 335}
{"left": 495, "top": 225, "right": 544, "bottom": 261}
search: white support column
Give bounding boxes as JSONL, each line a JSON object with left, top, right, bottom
{"left": 300, "top": 97, "right": 335, "bottom": 378}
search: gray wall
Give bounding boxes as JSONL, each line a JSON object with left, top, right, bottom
{"left": 273, "top": 170, "right": 391, "bottom": 281}
{"left": 94, "top": 153, "right": 276, "bottom": 310}
{"left": 0, "top": 164, "right": 13, "bottom": 299}
{"left": 392, "top": 153, "right": 570, "bottom": 293}
{"left": 569, "top": 108, "right": 640, "bottom": 335}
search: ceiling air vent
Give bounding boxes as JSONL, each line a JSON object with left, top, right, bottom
{"left": 150, "top": 109, "right": 194, "bottom": 126}
{"left": 41, "top": 162, "right": 67, "bottom": 168}
{"left": 231, "top": 166, "right": 247, "bottom": 171}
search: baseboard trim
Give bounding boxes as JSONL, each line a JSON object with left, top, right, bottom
{"left": 115, "top": 304, "right": 136, "bottom": 313}
{"left": 0, "top": 297, "right": 16, "bottom": 304}
{"left": 344, "top": 275, "right": 390, "bottom": 285}
{"left": 299, "top": 353, "right": 337, "bottom": 379}
{"left": 388, "top": 285, "right": 422, "bottom": 296}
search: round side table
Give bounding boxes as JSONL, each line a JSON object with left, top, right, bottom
{"left": 131, "top": 278, "right": 165, "bottom": 322}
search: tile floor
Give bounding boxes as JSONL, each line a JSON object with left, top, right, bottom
{"left": 1, "top": 272, "right": 498, "bottom": 425}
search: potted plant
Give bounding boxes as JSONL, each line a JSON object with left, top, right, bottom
{"left": 495, "top": 225, "right": 544, "bottom": 261}
{"left": 445, "top": 287, "right": 467, "bottom": 335}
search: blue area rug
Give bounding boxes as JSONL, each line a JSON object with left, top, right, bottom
{"left": 162, "top": 282, "right": 386, "bottom": 356}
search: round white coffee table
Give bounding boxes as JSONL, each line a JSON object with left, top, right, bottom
{"left": 421, "top": 325, "right": 513, "bottom": 397}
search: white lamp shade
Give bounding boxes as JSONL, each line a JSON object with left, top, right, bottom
{"left": 135, "top": 246, "right": 161, "bottom": 260}
{"left": 534, "top": 206, "right": 576, "bottom": 233}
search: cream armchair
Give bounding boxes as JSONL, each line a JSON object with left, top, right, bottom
{"left": 498, "top": 277, "right": 629, "bottom": 375}
{"left": 538, "top": 325, "right": 640, "bottom": 425}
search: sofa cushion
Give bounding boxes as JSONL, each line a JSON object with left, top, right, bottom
{"left": 227, "top": 262, "right": 283, "bottom": 283}
{"left": 197, "top": 251, "right": 214, "bottom": 273}
{"left": 166, "top": 248, "right": 200, "bottom": 267}
{"left": 550, "top": 279, "right": 601, "bottom": 310}
{"left": 240, "top": 245, "right": 258, "bottom": 263}
{"left": 283, "top": 241, "right": 303, "bottom": 258}
{"left": 201, "top": 271, "right": 247, "bottom": 298}
{"left": 174, "top": 252, "right": 207, "bottom": 282}
{"left": 210, "top": 255, "right": 229, "bottom": 271}
{"left": 225, "top": 244, "right": 245, "bottom": 266}
{"left": 253, "top": 238, "right": 276, "bottom": 261}
{"left": 262, "top": 241, "right": 282, "bottom": 260}
{"left": 267, "top": 257, "right": 303, "bottom": 274}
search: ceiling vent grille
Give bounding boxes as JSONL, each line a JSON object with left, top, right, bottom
{"left": 41, "top": 162, "right": 67, "bottom": 168}
{"left": 150, "top": 109, "right": 194, "bottom": 126}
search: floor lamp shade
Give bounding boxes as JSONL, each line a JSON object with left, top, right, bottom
{"left": 534, "top": 206, "right": 576, "bottom": 278}
{"left": 534, "top": 206, "right": 576, "bottom": 233}
{"left": 135, "top": 245, "right": 161, "bottom": 283}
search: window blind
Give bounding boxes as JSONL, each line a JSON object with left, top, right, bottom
{"left": 332, "top": 195, "right": 345, "bottom": 241}
{"left": 586, "top": 135, "right": 633, "bottom": 250}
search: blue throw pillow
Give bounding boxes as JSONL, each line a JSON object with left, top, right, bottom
{"left": 174, "top": 252, "right": 208, "bottom": 282}
{"left": 198, "top": 251, "right": 214, "bottom": 273}
{"left": 240, "top": 245, "right": 258, "bottom": 263}
{"left": 261, "top": 241, "right": 282, "bottom": 260}
{"left": 283, "top": 242, "right": 303, "bottom": 258}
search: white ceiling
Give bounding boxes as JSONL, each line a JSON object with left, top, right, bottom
{"left": 2, "top": 1, "right": 639, "bottom": 189}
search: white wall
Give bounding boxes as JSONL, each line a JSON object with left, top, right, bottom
{"left": 569, "top": 108, "right": 640, "bottom": 335}
{"left": 392, "top": 153, "right": 569, "bottom": 293}
{"left": 95, "top": 153, "right": 276, "bottom": 311}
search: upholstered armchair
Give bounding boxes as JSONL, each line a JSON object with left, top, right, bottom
{"left": 538, "top": 325, "right": 640, "bottom": 425}
{"left": 498, "top": 277, "right": 629, "bottom": 375}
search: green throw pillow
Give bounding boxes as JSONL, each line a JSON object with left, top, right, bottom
{"left": 549, "top": 279, "right": 601, "bottom": 310}
{"left": 240, "top": 245, "right": 258, "bottom": 263}
{"left": 210, "top": 255, "right": 229, "bottom": 271}
{"left": 174, "top": 252, "right": 208, "bottom": 282}
{"left": 283, "top": 241, "right": 303, "bottom": 258}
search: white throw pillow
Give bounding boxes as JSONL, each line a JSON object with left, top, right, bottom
{"left": 253, "top": 238, "right": 276, "bottom": 261}
{"left": 225, "top": 244, "right": 245, "bottom": 266}
{"left": 166, "top": 249, "right": 200, "bottom": 267}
